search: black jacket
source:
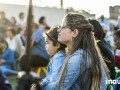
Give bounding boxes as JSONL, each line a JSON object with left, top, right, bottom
{"left": 97, "top": 39, "right": 115, "bottom": 79}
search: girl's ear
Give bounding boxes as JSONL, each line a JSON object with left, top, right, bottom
{"left": 56, "top": 42, "right": 60, "bottom": 49}
{"left": 72, "top": 29, "right": 79, "bottom": 38}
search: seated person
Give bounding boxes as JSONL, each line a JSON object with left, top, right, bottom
{"left": 113, "top": 29, "right": 120, "bottom": 69}
{"left": 89, "top": 19, "right": 115, "bottom": 79}
{"left": 31, "top": 27, "right": 66, "bottom": 90}
{"left": 0, "top": 38, "right": 17, "bottom": 78}
{"left": 20, "top": 23, "right": 50, "bottom": 71}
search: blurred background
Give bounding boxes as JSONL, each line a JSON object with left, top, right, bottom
{"left": 0, "top": 0, "right": 119, "bottom": 27}
{"left": 0, "top": 0, "right": 120, "bottom": 90}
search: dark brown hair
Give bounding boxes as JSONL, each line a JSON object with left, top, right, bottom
{"left": 46, "top": 27, "right": 66, "bottom": 51}
{"left": 89, "top": 19, "right": 105, "bottom": 40}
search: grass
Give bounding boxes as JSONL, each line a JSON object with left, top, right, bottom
{"left": 7, "top": 75, "right": 17, "bottom": 90}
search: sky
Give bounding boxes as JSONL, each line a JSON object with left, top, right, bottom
{"left": 0, "top": 0, "right": 120, "bottom": 18}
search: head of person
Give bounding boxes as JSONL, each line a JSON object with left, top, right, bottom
{"left": 100, "top": 15, "right": 105, "bottom": 20}
{"left": 10, "top": 17, "right": 16, "bottom": 24}
{"left": 89, "top": 19, "right": 105, "bottom": 40}
{"left": 45, "top": 27, "right": 66, "bottom": 57}
{"left": 39, "top": 16, "right": 46, "bottom": 24}
{"left": 57, "top": 13, "right": 109, "bottom": 89}
{"left": 32, "top": 23, "right": 39, "bottom": 32}
{"left": 0, "top": 38, "right": 8, "bottom": 54}
{"left": 113, "top": 29, "right": 120, "bottom": 49}
{"left": 0, "top": 11, "right": 5, "bottom": 19}
{"left": 16, "top": 27, "right": 23, "bottom": 34}
{"left": 7, "top": 28, "right": 16, "bottom": 39}
{"left": 19, "top": 12, "right": 25, "bottom": 19}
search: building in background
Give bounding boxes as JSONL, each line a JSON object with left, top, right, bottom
{"left": 77, "top": 10, "right": 95, "bottom": 19}
{"left": 66, "top": 8, "right": 96, "bottom": 19}
{"left": 110, "top": 5, "right": 120, "bottom": 20}
{"left": 0, "top": 3, "right": 95, "bottom": 27}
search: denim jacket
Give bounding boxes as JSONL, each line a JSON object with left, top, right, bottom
{"left": 41, "top": 50, "right": 66, "bottom": 90}
{"left": 55, "top": 49, "right": 107, "bottom": 90}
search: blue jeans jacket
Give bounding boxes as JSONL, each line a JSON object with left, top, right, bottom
{"left": 55, "top": 49, "right": 107, "bottom": 90}
{"left": 41, "top": 50, "right": 66, "bottom": 90}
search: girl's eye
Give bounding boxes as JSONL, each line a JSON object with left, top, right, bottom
{"left": 46, "top": 42, "right": 49, "bottom": 44}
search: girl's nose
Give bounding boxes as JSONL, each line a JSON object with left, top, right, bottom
{"left": 57, "top": 26, "right": 61, "bottom": 33}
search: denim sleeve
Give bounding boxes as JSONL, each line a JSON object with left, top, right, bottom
{"left": 41, "top": 56, "right": 65, "bottom": 86}
{"left": 59, "top": 55, "right": 81, "bottom": 90}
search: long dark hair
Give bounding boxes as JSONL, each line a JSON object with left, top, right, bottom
{"left": 57, "top": 13, "right": 109, "bottom": 90}
{"left": 89, "top": 19, "right": 105, "bottom": 40}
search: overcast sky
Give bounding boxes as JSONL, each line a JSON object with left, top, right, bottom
{"left": 0, "top": 0, "right": 120, "bottom": 18}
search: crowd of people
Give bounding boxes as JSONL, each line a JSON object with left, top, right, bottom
{"left": 0, "top": 10, "right": 120, "bottom": 90}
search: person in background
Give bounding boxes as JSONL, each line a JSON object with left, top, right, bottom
{"left": 17, "top": 12, "right": 26, "bottom": 29}
{"left": 6, "top": 28, "right": 17, "bottom": 52}
{"left": 113, "top": 29, "right": 120, "bottom": 69}
{"left": 100, "top": 23, "right": 114, "bottom": 47}
{"left": 44, "top": 26, "right": 51, "bottom": 33}
{"left": 115, "top": 15, "right": 120, "bottom": 29}
{"left": 0, "top": 39, "right": 17, "bottom": 78}
{"left": 0, "top": 11, "right": 9, "bottom": 26}
{"left": 20, "top": 23, "right": 49, "bottom": 71}
{"left": 40, "top": 27, "right": 66, "bottom": 90}
{"left": 38, "top": 16, "right": 49, "bottom": 32}
{"left": 0, "top": 69, "right": 12, "bottom": 90}
{"left": 8, "top": 16, "right": 17, "bottom": 29}
{"left": 89, "top": 19, "right": 115, "bottom": 79}
{"left": 30, "top": 23, "right": 49, "bottom": 67}
{"left": 0, "top": 25, "right": 7, "bottom": 39}
{"left": 100, "top": 15, "right": 110, "bottom": 30}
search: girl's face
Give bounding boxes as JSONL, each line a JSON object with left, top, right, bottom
{"left": 58, "top": 19, "right": 75, "bottom": 45}
{"left": 45, "top": 37, "right": 60, "bottom": 56}
{"left": 114, "top": 35, "right": 120, "bottom": 49}
{"left": 0, "top": 42, "right": 5, "bottom": 49}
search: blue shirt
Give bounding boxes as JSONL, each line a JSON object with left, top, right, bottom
{"left": 31, "top": 29, "right": 49, "bottom": 60}
{"left": 1, "top": 48, "right": 14, "bottom": 68}
{"left": 100, "top": 19, "right": 110, "bottom": 31}
{"left": 55, "top": 49, "right": 107, "bottom": 90}
{"left": 41, "top": 50, "right": 66, "bottom": 90}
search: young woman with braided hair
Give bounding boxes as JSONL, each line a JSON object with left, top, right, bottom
{"left": 56, "top": 13, "right": 110, "bottom": 90}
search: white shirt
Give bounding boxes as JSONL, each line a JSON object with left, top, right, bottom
{"left": 6, "top": 37, "right": 17, "bottom": 51}
{"left": 17, "top": 19, "right": 26, "bottom": 28}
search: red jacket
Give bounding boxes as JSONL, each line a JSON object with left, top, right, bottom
{"left": 115, "top": 55, "right": 120, "bottom": 69}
